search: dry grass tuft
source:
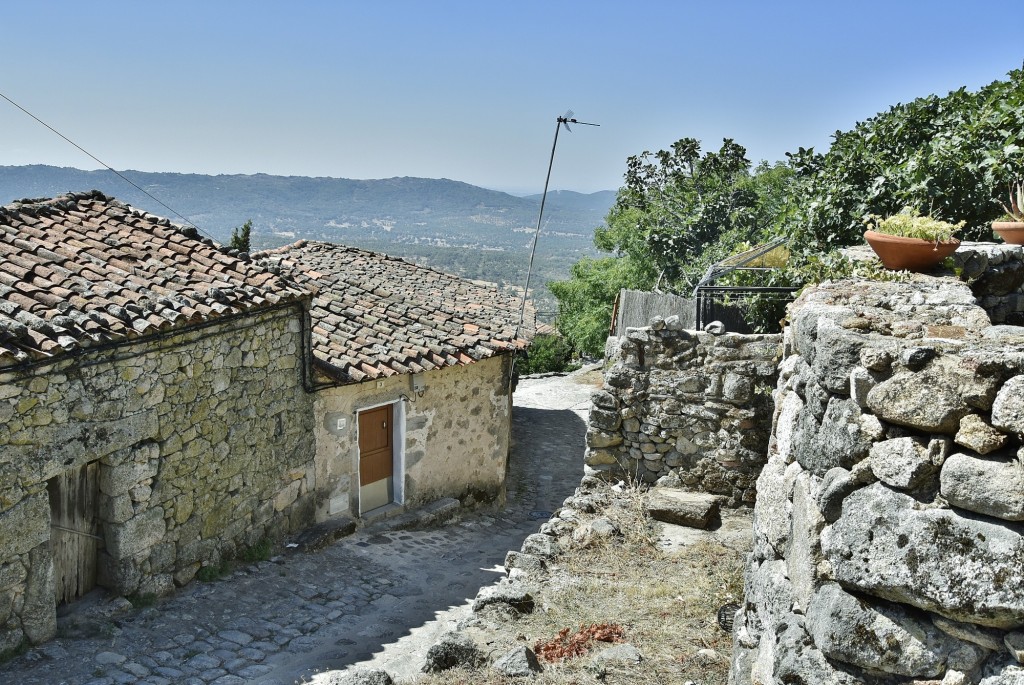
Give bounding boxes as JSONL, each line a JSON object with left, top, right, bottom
{"left": 409, "top": 481, "right": 749, "bottom": 685}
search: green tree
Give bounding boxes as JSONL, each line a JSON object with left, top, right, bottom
{"left": 548, "top": 255, "right": 653, "bottom": 356}
{"left": 550, "top": 142, "right": 794, "bottom": 354}
{"left": 616, "top": 138, "right": 765, "bottom": 289}
{"left": 229, "top": 219, "right": 253, "bottom": 252}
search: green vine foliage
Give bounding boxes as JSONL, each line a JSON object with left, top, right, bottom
{"left": 788, "top": 67, "right": 1024, "bottom": 254}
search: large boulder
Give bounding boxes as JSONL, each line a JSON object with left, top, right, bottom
{"left": 772, "top": 618, "right": 865, "bottom": 685}
{"left": 866, "top": 358, "right": 1000, "bottom": 434}
{"left": 318, "top": 670, "right": 394, "bottom": 685}
{"left": 809, "top": 319, "right": 866, "bottom": 394}
{"left": 492, "top": 646, "right": 542, "bottom": 677}
{"left": 868, "top": 437, "right": 936, "bottom": 491}
{"left": 940, "top": 451, "right": 1024, "bottom": 521}
{"left": 747, "top": 559, "right": 795, "bottom": 639}
{"left": 955, "top": 414, "right": 1008, "bottom": 455}
{"left": 472, "top": 583, "right": 535, "bottom": 614}
{"left": 787, "top": 474, "right": 825, "bottom": 611}
{"left": 806, "top": 582, "right": 982, "bottom": 677}
{"left": 793, "top": 398, "right": 875, "bottom": 476}
{"left": 753, "top": 455, "right": 801, "bottom": 556}
{"left": 822, "top": 484, "right": 1024, "bottom": 628}
{"left": 977, "top": 654, "right": 1024, "bottom": 684}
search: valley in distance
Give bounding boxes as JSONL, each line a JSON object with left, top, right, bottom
{"left": 0, "top": 165, "right": 617, "bottom": 314}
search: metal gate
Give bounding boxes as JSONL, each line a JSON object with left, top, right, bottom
{"left": 694, "top": 286, "right": 799, "bottom": 333}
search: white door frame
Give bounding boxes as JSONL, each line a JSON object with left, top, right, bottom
{"left": 355, "top": 399, "right": 405, "bottom": 514}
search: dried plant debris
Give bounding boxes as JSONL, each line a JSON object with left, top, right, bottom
{"left": 534, "top": 623, "right": 626, "bottom": 663}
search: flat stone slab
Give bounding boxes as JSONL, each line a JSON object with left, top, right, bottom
{"left": 822, "top": 483, "right": 1024, "bottom": 628}
{"left": 645, "top": 489, "right": 724, "bottom": 529}
{"left": 656, "top": 508, "right": 753, "bottom": 553}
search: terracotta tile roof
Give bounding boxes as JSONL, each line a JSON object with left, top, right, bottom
{"left": 255, "top": 240, "right": 534, "bottom": 383}
{"left": 0, "top": 191, "right": 307, "bottom": 368}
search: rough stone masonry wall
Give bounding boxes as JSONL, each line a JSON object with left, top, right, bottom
{"left": 314, "top": 354, "right": 513, "bottom": 518}
{"left": 0, "top": 306, "right": 315, "bottom": 652}
{"left": 731, "top": 276, "right": 1024, "bottom": 685}
{"left": 585, "top": 315, "right": 781, "bottom": 506}
{"left": 953, "top": 242, "right": 1024, "bottom": 326}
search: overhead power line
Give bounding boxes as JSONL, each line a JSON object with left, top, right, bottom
{"left": 0, "top": 90, "right": 216, "bottom": 242}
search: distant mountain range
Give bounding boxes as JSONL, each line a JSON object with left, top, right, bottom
{"left": 0, "top": 165, "right": 618, "bottom": 312}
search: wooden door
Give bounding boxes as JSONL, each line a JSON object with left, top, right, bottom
{"left": 47, "top": 462, "right": 101, "bottom": 604}
{"left": 359, "top": 404, "right": 394, "bottom": 485}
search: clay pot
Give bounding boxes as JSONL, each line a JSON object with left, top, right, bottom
{"left": 863, "top": 230, "right": 960, "bottom": 272}
{"left": 993, "top": 221, "right": 1024, "bottom": 245}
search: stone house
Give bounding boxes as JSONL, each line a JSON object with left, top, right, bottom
{"left": 255, "top": 240, "right": 530, "bottom": 518}
{"left": 0, "top": 192, "right": 529, "bottom": 652}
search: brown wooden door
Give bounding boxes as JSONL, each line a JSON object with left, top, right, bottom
{"left": 47, "top": 462, "right": 101, "bottom": 604}
{"left": 359, "top": 405, "right": 394, "bottom": 485}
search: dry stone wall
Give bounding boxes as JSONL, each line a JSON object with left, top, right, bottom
{"left": 731, "top": 276, "right": 1024, "bottom": 684}
{"left": 952, "top": 242, "right": 1024, "bottom": 326}
{"left": 0, "top": 306, "right": 315, "bottom": 652}
{"left": 585, "top": 316, "right": 781, "bottom": 506}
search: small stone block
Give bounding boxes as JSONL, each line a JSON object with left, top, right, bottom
{"left": 646, "top": 489, "right": 723, "bottom": 529}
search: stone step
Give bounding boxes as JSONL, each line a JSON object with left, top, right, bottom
{"left": 645, "top": 488, "right": 724, "bottom": 529}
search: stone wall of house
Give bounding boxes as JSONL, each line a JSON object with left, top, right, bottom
{"left": 0, "top": 306, "right": 314, "bottom": 652}
{"left": 952, "top": 242, "right": 1024, "bottom": 326}
{"left": 313, "top": 354, "right": 513, "bottom": 518}
{"left": 585, "top": 317, "right": 781, "bottom": 506}
{"left": 730, "top": 276, "right": 1024, "bottom": 684}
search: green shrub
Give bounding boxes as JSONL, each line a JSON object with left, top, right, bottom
{"left": 518, "top": 334, "right": 578, "bottom": 374}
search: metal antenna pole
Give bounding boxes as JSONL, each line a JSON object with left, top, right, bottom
{"left": 515, "top": 117, "right": 562, "bottom": 338}
{"left": 511, "top": 112, "right": 599, "bottom": 380}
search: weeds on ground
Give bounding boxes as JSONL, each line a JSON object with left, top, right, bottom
{"left": 197, "top": 538, "right": 276, "bottom": 581}
{"left": 239, "top": 538, "right": 273, "bottom": 563}
{"left": 196, "top": 561, "right": 231, "bottom": 582}
{"left": 126, "top": 592, "right": 157, "bottom": 608}
{"left": 0, "top": 638, "right": 29, "bottom": 665}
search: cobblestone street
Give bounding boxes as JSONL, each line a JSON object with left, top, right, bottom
{"left": 0, "top": 370, "right": 596, "bottom": 685}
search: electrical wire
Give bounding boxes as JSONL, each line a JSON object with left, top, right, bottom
{"left": 0, "top": 90, "right": 217, "bottom": 242}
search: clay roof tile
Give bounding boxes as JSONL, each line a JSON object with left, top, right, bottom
{"left": 0, "top": 192, "right": 309, "bottom": 368}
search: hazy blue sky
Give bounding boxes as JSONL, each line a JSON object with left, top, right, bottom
{"left": 1, "top": 1, "right": 1021, "bottom": 194}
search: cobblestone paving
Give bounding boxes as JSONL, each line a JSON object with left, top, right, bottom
{"left": 0, "top": 369, "right": 596, "bottom": 685}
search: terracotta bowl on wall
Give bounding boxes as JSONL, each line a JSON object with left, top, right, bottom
{"left": 993, "top": 221, "right": 1024, "bottom": 245}
{"left": 863, "top": 230, "right": 961, "bottom": 272}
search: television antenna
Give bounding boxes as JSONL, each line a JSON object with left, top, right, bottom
{"left": 513, "top": 110, "right": 599, "bottom": 369}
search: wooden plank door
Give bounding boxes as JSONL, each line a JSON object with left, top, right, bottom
{"left": 47, "top": 462, "right": 101, "bottom": 604}
{"left": 359, "top": 404, "right": 394, "bottom": 486}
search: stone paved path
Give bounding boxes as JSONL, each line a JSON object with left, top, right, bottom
{"left": 0, "top": 368, "right": 597, "bottom": 685}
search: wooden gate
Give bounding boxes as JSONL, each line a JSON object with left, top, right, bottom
{"left": 47, "top": 462, "right": 101, "bottom": 604}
